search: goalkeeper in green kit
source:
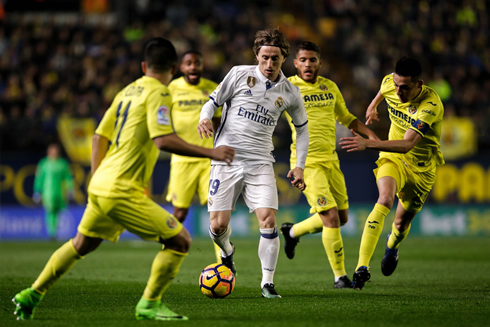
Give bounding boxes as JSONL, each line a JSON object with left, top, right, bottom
{"left": 33, "top": 143, "right": 74, "bottom": 240}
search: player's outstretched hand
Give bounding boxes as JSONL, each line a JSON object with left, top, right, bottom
{"left": 198, "top": 118, "right": 214, "bottom": 139}
{"left": 365, "top": 104, "right": 379, "bottom": 125}
{"left": 287, "top": 167, "right": 306, "bottom": 191}
{"left": 212, "top": 146, "right": 235, "bottom": 166}
{"left": 339, "top": 129, "right": 368, "bottom": 152}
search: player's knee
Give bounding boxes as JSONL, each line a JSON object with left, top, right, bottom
{"left": 209, "top": 214, "right": 229, "bottom": 234}
{"left": 164, "top": 228, "right": 192, "bottom": 253}
{"left": 320, "top": 209, "right": 340, "bottom": 228}
{"left": 179, "top": 228, "right": 192, "bottom": 253}
{"left": 259, "top": 216, "right": 276, "bottom": 229}
{"left": 377, "top": 194, "right": 394, "bottom": 209}
{"left": 72, "top": 232, "right": 103, "bottom": 256}
{"left": 394, "top": 220, "right": 410, "bottom": 232}
{"left": 173, "top": 209, "right": 188, "bottom": 223}
{"left": 210, "top": 221, "right": 227, "bottom": 235}
{"left": 339, "top": 210, "right": 348, "bottom": 226}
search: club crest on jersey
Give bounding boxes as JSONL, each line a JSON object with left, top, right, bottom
{"left": 417, "top": 121, "right": 425, "bottom": 130}
{"left": 317, "top": 197, "right": 327, "bottom": 206}
{"left": 275, "top": 97, "right": 284, "bottom": 108}
{"left": 208, "top": 197, "right": 213, "bottom": 206}
{"left": 202, "top": 90, "right": 209, "bottom": 97}
{"left": 167, "top": 216, "right": 178, "bottom": 229}
{"left": 157, "top": 105, "right": 170, "bottom": 125}
{"left": 319, "top": 84, "right": 328, "bottom": 91}
{"left": 247, "top": 76, "right": 256, "bottom": 88}
{"left": 408, "top": 105, "right": 417, "bottom": 115}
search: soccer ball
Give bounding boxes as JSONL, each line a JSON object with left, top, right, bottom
{"left": 199, "top": 263, "right": 235, "bottom": 298}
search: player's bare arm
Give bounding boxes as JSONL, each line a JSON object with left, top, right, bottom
{"left": 197, "top": 118, "right": 214, "bottom": 139}
{"left": 340, "top": 128, "right": 422, "bottom": 153}
{"left": 365, "top": 90, "right": 385, "bottom": 125}
{"left": 287, "top": 167, "right": 306, "bottom": 191}
{"left": 153, "top": 133, "right": 234, "bottom": 164}
{"left": 348, "top": 119, "right": 380, "bottom": 141}
{"left": 91, "top": 134, "right": 109, "bottom": 175}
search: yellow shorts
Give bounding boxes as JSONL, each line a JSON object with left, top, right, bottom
{"left": 78, "top": 193, "right": 183, "bottom": 243}
{"left": 374, "top": 154, "right": 436, "bottom": 213}
{"left": 299, "top": 160, "right": 349, "bottom": 214}
{"left": 166, "top": 160, "right": 211, "bottom": 208}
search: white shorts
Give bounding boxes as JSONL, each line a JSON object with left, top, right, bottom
{"left": 207, "top": 164, "right": 278, "bottom": 213}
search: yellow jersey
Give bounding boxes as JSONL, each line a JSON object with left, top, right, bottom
{"left": 286, "top": 75, "right": 357, "bottom": 164}
{"left": 168, "top": 77, "right": 221, "bottom": 163}
{"left": 380, "top": 73, "right": 445, "bottom": 172}
{"left": 89, "top": 76, "right": 174, "bottom": 198}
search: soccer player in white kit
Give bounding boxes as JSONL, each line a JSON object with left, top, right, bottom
{"left": 198, "top": 29, "right": 309, "bottom": 298}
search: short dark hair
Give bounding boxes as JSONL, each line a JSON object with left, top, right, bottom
{"left": 395, "top": 56, "right": 422, "bottom": 82}
{"left": 253, "top": 28, "right": 290, "bottom": 58}
{"left": 181, "top": 49, "right": 203, "bottom": 59}
{"left": 296, "top": 42, "right": 321, "bottom": 57}
{"left": 144, "top": 37, "right": 177, "bottom": 73}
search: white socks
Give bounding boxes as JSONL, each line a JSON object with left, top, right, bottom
{"left": 259, "top": 227, "right": 280, "bottom": 288}
{"left": 209, "top": 225, "right": 234, "bottom": 257}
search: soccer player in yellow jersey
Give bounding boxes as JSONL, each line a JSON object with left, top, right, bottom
{"left": 339, "top": 56, "right": 444, "bottom": 290}
{"left": 280, "top": 42, "right": 379, "bottom": 288}
{"left": 167, "top": 50, "right": 222, "bottom": 261}
{"left": 12, "top": 38, "right": 234, "bottom": 321}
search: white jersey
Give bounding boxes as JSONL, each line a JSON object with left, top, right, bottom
{"left": 204, "top": 65, "right": 308, "bottom": 166}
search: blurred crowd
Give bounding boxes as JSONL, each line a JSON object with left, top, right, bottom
{"left": 0, "top": 0, "right": 488, "bottom": 157}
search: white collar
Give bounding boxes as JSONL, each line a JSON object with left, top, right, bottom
{"left": 254, "top": 66, "right": 284, "bottom": 85}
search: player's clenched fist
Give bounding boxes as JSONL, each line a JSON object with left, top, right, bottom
{"left": 198, "top": 118, "right": 214, "bottom": 139}
{"left": 211, "top": 146, "right": 235, "bottom": 165}
{"left": 287, "top": 167, "right": 307, "bottom": 191}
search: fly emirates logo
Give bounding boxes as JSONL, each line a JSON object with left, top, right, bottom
{"left": 237, "top": 104, "right": 276, "bottom": 126}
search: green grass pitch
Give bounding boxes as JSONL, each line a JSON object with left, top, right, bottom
{"left": 1, "top": 236, "right": 489, "bottom": 326}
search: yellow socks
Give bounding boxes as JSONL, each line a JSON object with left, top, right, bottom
{"left": 387, "top": 223, "right": 411, "bottom": 249}
{"left": 214, "top": 242, "right": 222, "bottom": 263}
{"left": 143, "top": 248, "right": 187, "bottom": 301}
{"left": 322, "top": 227, "right": 346, "bottom": 278}
{"left": 292, "top": 213, "right": 323, "bottom": 238}
{"left": 356, "top": 204, "right": 390, "bottom": 270}
{"left": 32, "top": 240, "right": 83, "bottom": 295}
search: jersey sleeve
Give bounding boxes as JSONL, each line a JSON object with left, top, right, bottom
{"left": 285, "top": 86, "right": 308, "bottom": 127}
{"left": 333, "top": 83, "right": 357, "bottom": 127}
{"left": 410, "top": 99, "right": 443, "bottom": 137}
{"left": 209, "top": 66, "right": 238, "bottom": 107}
{"left": 95, "top": 92, "right": 122, "bottom": 139}
{"left": 147, "top": 87, "right": 175, "bottom": 139}
{"left": 380, "top": 73, "right": 394, "bottom": 97}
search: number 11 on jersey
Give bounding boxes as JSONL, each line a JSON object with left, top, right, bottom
{"left": 114, "top": 101, "right": 131, "bottom": 147}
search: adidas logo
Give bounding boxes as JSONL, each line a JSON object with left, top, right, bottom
{"left": 244, "top": 89, "right": 253, "bottom": 96}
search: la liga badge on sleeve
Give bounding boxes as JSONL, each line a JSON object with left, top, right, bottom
{"left": 157, "top": 105, "right": 170, "bottom": 125}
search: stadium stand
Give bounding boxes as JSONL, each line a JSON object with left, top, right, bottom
{"left": 0, "top": 0, "right": 488, "bottom": 156}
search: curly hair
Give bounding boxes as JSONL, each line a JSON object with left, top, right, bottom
{"left": 296, "top": 41, "right": 321, "bottom": 57}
